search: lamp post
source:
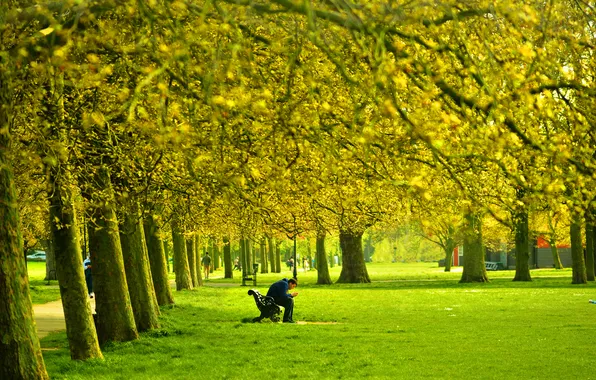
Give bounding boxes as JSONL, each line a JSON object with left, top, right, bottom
{"left": 292, "top": 214, "right": 298, "bottom": 280}
{"left": 293, "top": 234, "right": 297, "bottom": 280}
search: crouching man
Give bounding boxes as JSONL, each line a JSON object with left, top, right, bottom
{"left": 266, "top": 278, "right": 298, "bottom": 323}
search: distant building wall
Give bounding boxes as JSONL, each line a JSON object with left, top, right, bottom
{"left": 536, "top": 248, "right": 572, "bottom": 268}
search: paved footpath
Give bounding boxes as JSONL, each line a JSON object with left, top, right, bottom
{"left": 33, "top": 298, "right": 96, "bottom": 339}
{"left": 33, "top": 276, "right": 226, "bottom": 339}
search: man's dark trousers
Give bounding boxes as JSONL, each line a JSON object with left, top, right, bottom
{"left": 274, "top": 297, "right": 294, "bottom": 322}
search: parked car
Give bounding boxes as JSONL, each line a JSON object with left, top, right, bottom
{"left": 26, "top": 250, "right": 46, "bottom": 262}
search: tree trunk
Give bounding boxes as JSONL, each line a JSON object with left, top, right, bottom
{"left": 570, "top": 219, "right": 587, "bottom": 284}
{"left": 212, "top": 240, "right": 219, "bottom": 271}
{"left": 172, "top": 221, "right": 192, "bottom": 290}
{"left": 275, "top": 240, "right": 282, "bottom": 273}
{"left": 363, "top": 234, "right": 373, "bottom": 262}
{"left": 316, "top": 231, "right": 332, "bottom": 285}
{"left": 443, "top": 239, "right": 455, "bottom": 272}
{"left": 194, "top": 235, "right": 203, "bottom": 286}
{"left": 223, "top": 236, "right": 232, "bottom": 279}
{"left": 87, "top": 172, "right": 139, "bottom": 344}
{"left": 144, "top": 215, "right": 174, "bottom": 305}
{"left": 267, "top": 236, "right": 275, "bottom": 273}
{"left": 585, "top": 219, "right": 595, "bottom": 281}
{"left": 209, "top": 239, "right": 215, "bottom": 273}
{"left": 48, "top": 173, "right": 102, "bottom": 359}
{"left": 119, "top": 208, "right": 160, "bottom": 332}
{"left": 44, "top": 238, "right": 57, "bottom": 281}
{"left": 40, "top": 65, "right": 102, "bottom": 358}
{"left": 0, "top": 63, "right": 49, "bottom": 378}
{"left": 246, "top": 239, "right": 253, "bottom": 270}
{"left": 337, "top": 230, "right": 370, "bottom": 283}
{"left": 460, "top": 212, "right": 489, "bottom": 283}
{"left": 260, "top": 238, "right": 268, "bottom": 273}
{"left": 549, "top": 238, "right": 564, "bottom": 269}
{"left": 513, "top": 210, "right": 532, "bottom": 281}
{"left": 306, "top": 237, "right": 312, "bottom": 268}
{"left": 186, "top": 237, "right": 198, "bottom": 287}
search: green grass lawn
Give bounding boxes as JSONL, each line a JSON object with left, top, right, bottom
{"left": 40, "top": 263, "right": 596, "bottom": 379}
{"left": 27, "top": 261, "right": 61, "bottom": 304}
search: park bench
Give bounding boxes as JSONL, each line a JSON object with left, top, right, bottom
{"left": 485, "top": 261, "right": 505, "bottom": 271}
{"left": 248, "top": 289, "right": 282, "bottom": 322}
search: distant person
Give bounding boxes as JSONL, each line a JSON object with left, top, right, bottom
{"left": 233, "top": 257, "right": 240, "bottom": 271}
{"left": 266, "top": 278, "right": 298, "bottom": 323}
{"left": 202, "top": 252, "right": 212, "bottom": 279}
{"left": 83, "top": 257, "right": 93, "bottom": 298}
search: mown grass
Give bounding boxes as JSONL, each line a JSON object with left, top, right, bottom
{"left": 41, "top": 263, "right": 596, "bottom": 379}
{"left": 27, "top": 261, "right": 61, "bottom": 304}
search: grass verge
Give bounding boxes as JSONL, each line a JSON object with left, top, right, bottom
{"left": 41, "top": 263, "right": 596, "bottom": 379}
{"left": 27, "top": 261, "right": 61, "bottom": 304}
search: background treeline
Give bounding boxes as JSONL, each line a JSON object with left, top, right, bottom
{"left": 2, "top": 1, "right": 596, "bottom": 378}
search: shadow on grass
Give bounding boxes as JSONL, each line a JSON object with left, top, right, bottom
{"left": 208, "top": 276, "right": 596, "bottom": 291}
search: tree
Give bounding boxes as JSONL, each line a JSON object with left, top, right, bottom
{"left": 460, "top": 211, "right": 489, "bottom": 283}
{"left": 223, "top": 236, "right": 233, "bottom": 279}
{"left": 569, "top": 214, "right": 587, "bottom": 284}
{"left": 315, "top": 229, "right": 332, "bottom": 284}
{"left": 186, "top": 236, "right": 199, "bottom": 287}
{"left": 144, "top": 213, "right": 174, "bottom": 305}
{"left": 119, "top": 203, "right": 160, "bottom": 332}
{"left": 42, "top": 67, "right": 102, "bottom": 359}
{"left": 86, "top": 167, "right": 139, "bottom": 344}
{"left": 0, "top": 55, "right": 49, "bottom": 380}
{"left": 172, "top": 216, "right": 193, "bottom": 291}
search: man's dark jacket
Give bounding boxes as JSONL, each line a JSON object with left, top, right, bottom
{"left": 266, "top": 278, "right": 293, "bottom": 301}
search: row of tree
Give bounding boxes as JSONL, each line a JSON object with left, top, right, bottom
{"left": 2, "top": 1, "right": 596, "bottom": 378}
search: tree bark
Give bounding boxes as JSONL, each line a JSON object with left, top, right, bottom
{"left": 143, "top": 215, "right": 174, "bottom": 305}
{"left": 186, "top": 237, "right": 198, "bottom": 287}
{"left": 223, "top": 236, "right": 232, "bottom": 279}
{"left": 240, "top": 238, "right": 245, "bottom": 277}
{"left": 275, "top": 240, "right": 282, "bottom": 273}
{"left": 443, "top": 238, "right": 455, "bottom": 272}
{"left": 172, "top": 220, "right": 192, "bottom": 291}
{"left": 119, "top": 208, "right": 160, "bottom": 332}
{"left": 549, "top": 238, "right": 564, "bottom": 269}
{"left": 194, "top": 235, "right": 203, "bottom": 286}
{"left": 570, "top": 219, "right": 587, "bottom": 284}
{"left": 212, "top": 240, "right": 219, "bottom": 271}
{"left": 209, "top": 238, "right": 215, "bottom": 273}
{"left": 40, "top": 65, "right": 102, "bottom": 358}
{"left": 44, "top": 238, "right": 57, "bottom": 281}
{"left": 246, "top": 239, "right": 253, "bottom": 270}
{"left": 260, "top": 238, "right": 268, "bottom": 273}
{"left": 337, "top": 229, "right": 370, "bottom": 283}
{"left": 267, "top": 236, "right": 275, "bottom": 273}
{"left": 48, "top": 172, "right": 102, "bottom": 359}
{"left": 585, "top": 218, "right": 595, "bottom": 281}
{"left": 316, "top": 231, "right": 332, "bottom": 284}
{"left": 513, "top": 209, "right": 532, "bottom": 281}
{"left": 0, "top": 62, "right": 49, "bottom": 378}
{"left": 460, "top": 212, "right": 489, "bottom": 283}
{"left": 87, "top": 170, "right": 139, "bottom": 344}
